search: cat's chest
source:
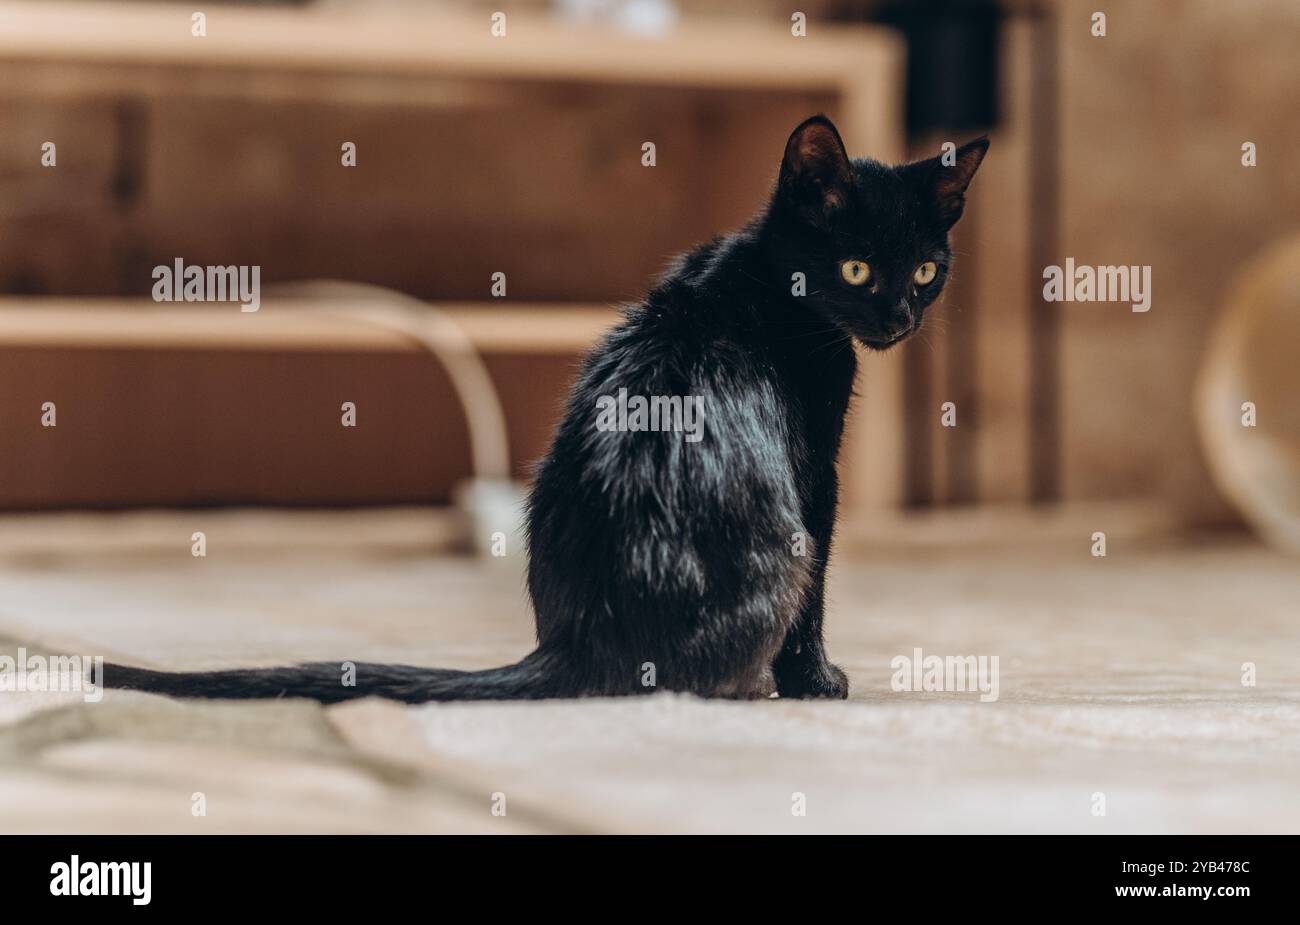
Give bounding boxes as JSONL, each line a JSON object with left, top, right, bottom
{"left": 769, "top": 347, "right": 856, "bottom": 465}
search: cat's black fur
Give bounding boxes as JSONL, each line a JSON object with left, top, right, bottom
{"left": 102, "top": 116, "right": 986, "bottom": 703}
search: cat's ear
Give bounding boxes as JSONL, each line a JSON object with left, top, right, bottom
{"left": 779, "top": 115, "right": 853, "bottom": 229}
{"left": 907, "top": 136, "right": 989, "bottom": 229}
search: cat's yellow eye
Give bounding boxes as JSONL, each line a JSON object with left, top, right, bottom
{"left": 913, "top": 261, "right": 938, "bottom": 286}
{"left": 840, "top": 260, "right": 872, "bottom": 286}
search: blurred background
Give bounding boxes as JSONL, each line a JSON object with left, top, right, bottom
{"left": 2, "top": 0, "right": 1299, "bottom": 835}
{"left": 1, "top": 0, "right": 1295, "bottom": 538}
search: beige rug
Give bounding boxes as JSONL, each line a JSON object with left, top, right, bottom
{"left": 1, "top": 509, "right": 1297, "bottom": 833}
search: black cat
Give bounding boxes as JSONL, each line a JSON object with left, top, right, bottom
{"left": 102, "top": 115, "right": 986, "bottom": 703}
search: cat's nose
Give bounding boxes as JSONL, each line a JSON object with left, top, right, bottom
{"left": 886, "top": 300, "right": 913, "bottom": 335}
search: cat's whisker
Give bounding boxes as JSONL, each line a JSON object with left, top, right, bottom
{"left": 807, "top": 334, "right": 854, "bottom": 359}
{"left": 783, "top": 326, "right": 842, "bottom": 342}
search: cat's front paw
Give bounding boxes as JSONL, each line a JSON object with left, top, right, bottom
{"left": 775, "top": 661, "right": 849, "bottom": 700}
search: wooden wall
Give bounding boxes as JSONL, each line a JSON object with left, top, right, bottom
{"left": 0, "top": 58, "right": 847, "bottom": 509}
{"left": 1055, "top": 0, "right": 1300, "bottom": 525}
{"left": 880, "top": 0, "right": 1297, "bottom": 527}
{"left": 8, "top": 0, "right": 1288, "bottom": 523}
{"left": 0, "top": 344, "right": 590, "bottom": 509}
{"left": 0, "top": 82, "right": 830, "bottom": 304}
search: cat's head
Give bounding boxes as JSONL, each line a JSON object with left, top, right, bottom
{"left": 767, "top": 115, "right": 988, "bottom": 350}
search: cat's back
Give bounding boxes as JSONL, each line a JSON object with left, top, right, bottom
{"left": 526, "top": 249, "right": 808, "bottom": 665}
{"left": 578, "top": 263, "right": 774, "bottom": 434}
{"left": 600, "top": 232, "right": 771, "bottom": 383}
{"left": 533, "top": 240, "right": 799, "bottom": 525}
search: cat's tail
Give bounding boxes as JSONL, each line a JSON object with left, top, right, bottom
{"left": 97, "top": 649, "right": 567, "bottom": 704}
